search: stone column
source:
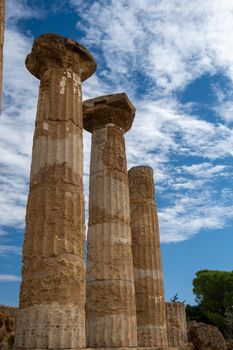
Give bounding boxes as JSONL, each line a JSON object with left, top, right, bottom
{"left": 128, "top": 166, "right": 168, "bottom": 347}
{"left": 14, "top": 33, "right": 96, "bottom": 350}
{"left": 0, "top": 0, "right": 5, "bottom": 112}
{"left": 166, "top": 301, "right": 188, "bottom": 348}
{"left": 83, "top": 93, "right": 138, "bottom": 348}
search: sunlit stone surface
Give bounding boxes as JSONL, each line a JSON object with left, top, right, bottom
{"left": 166, "top": 302, "right": 188, "bottom": 348}
{"left": 84, "top": 93, "right": 138, "bottom": 348}
{"left": 129, "top": 166, "right": 168, "bottom": 347}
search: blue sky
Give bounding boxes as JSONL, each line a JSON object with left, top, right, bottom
{"left": 0, "top": 0, "right": 233, "bottom": 306}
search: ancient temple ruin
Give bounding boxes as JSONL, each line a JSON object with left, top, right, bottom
{"left": 0, "top": 31, "right": 190, "bottom": 349}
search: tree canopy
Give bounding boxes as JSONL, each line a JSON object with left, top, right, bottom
{"left": 186, "top": 269, "right": 233, "bottom": 337}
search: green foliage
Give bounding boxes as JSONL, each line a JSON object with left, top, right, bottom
{"left": 186, "top": 304, "right": 208, "bottom": 323}
{"left": 225, "top": 306, "right": 233, "bottom": 339}
{"left": 186, "top": 269, "right": 233, "bottom": 337}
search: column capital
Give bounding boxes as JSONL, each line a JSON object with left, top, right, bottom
{"left": 25, "top": 33, "right": 96, "bottom": 81}
{"left": 83, "top": 93, "right": 135, "bottom": 133}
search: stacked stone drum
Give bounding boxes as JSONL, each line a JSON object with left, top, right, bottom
{"left": 128, "top": 166, "right": 168, "bottom": 348}
{"left": 166, "top": 301, "right": 188, "bottom": 348}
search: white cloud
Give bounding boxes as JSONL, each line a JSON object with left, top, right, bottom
{"left": 126, "top": 99, "right": 233, "bottom": 168}
{"left": 0, "top": 245, "right": 21, "bottom": 255}
{"left": 0, "top": 274, "right": 21, "bottom": 282}
{"left": 159, "top": 193, "right": 233, "bottom": 243}
{"left": 0, "top": 2, "right": 37, "bottom": 231}
{"left": 71, "top": 0, "right": 233, "bottom": 93}
{"left": 5, "top": 0, "right": 40, "bottom": 25}
{"left": 180, "top": 163, "right": 228, "bottom": 177}
{"left": 217, "top": 101, "right": 233, "bottom": 123}
{"left": 0, "top": 3, "right": 41, "bottom": 274}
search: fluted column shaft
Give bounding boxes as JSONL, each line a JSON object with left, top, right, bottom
{"left": 128, "top": 166, "right": 168, "bottom": 347}
{"left": 166, "top": 302, "right": 188, "bottom": 348}
{"left": 84, "top": 93, "right": 137, "bottom": 348}
{"left": 0, "top": 0, "right": 5, "bottom": 112}
{"left": 15, "top": 34, "right": 96, "bottom": 350}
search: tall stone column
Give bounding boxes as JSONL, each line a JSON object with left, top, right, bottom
{"left": 166, "top": 302, "right": 188, "bottom": 348}
{"left": 83, "top": 93, "right": 138, "bottom": 348}
{"left": 14, "top": 33, "right": 96, "bottom": 350}
{"left": 128, "top": 166, "right": 168, "bottom": 347}
{"left": 0, "top": 0, "right": 5, "bottom": 112}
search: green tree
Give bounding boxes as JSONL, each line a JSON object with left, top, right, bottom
{"left": 186, "top": 269, "right": 233, "bottom": 337}
{"left": 225, "top": 306, "right": 233, "bottom": 339}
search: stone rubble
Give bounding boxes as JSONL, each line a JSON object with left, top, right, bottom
{"left": 188, "top": 322, "right": 227, "bottom": 350}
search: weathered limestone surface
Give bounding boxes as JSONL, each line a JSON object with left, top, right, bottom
{"left": 128, "top": 166, "right": 168, "bottom": 348}
{"left": 0, "top": 0, "right": 5, "bottom": 111}
{"left": 14, "top": 34, "right": 96, "bottom": 350}
{"left": 0, "top": 305, "right": 18, "bottom": 350}
{"left": 83, "top": 93, "right": 138, "bottom": 348}
{"left": 10, "top": 348, "right": 183, "bottom": 350}
{"left": 0, "top": 316, "right": 15, "bottom": 350}
{"left": 166, "top": 302, "right": 188, "bottom": 348}
{"left": 0, "top": 305, "right": 18, "bottom": 318}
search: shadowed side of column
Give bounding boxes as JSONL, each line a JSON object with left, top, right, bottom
{"left": 166, "top": 301, "right": 188, "bottom": 348}
{"left": 128, "top": 166, "right": 168, "bottom": 347}
{"left": 84, "top": 93, "right": 138, "bottom": 348}
{"left": 14, "top": 33, "right": 96, "bottom": 350}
